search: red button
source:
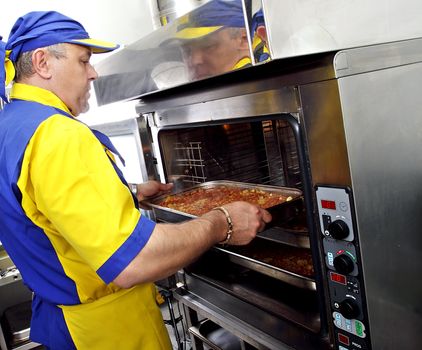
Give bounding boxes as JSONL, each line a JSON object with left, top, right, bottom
{"left": 338, "top": 332, "right": 350, "bottom": 346}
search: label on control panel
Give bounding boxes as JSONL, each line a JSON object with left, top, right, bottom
{"left": 316, "top": 187, "right": 354, "bottom": 241}
{"left": 333, "top": 312, "right": 366, "bottom": 338}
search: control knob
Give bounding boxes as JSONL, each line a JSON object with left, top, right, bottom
{"left": 333, "top": 254, "right": 355, "bottom": 275}
{"left": 328, "top": 220, "right": 349, "bottom": 240}
{"left": 338, "top": 299, "right": 360, "bottom": 320}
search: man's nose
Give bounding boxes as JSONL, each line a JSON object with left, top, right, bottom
{"left": 88, "top": 64, "right": 99, "bottom": 80}
{"left": 188, "top": 47, "right": 204, "bottom": 65}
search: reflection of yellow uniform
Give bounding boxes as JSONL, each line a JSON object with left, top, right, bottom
{"left": 0, "top": 83, "right": 171, "bottom": 349}
{"left": 252, "top": 35, "right": 271, "bottom": 63}
{"left": 250, "top": 8, "right": 271, "bottom": 64}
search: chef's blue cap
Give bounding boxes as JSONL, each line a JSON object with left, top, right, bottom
{"left": 0, "top": 11, "right": 119, "bottom": 102}
{"left": 175, "top": 0, "right": 245, "bottom": 40}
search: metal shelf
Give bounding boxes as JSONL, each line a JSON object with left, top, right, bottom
{"left": 0, "top": 252, "right": 39, "bottom": 350}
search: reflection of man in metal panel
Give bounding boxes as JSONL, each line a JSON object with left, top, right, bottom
{"left": 176, "top": 0, "right": 251, "bottom": 80}
{"left": 251, "top": 8, "right": 271, "bottom": 63}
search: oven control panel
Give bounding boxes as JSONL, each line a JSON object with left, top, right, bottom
{"left": 316, "top": 186, "right": 371, "bottom": 350}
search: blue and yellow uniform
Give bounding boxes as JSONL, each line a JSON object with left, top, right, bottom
{"left": 250, "top": 9, "right": 271, "bottom": 64}
{"left": 0, "top": 83, "right": 172, "bottom": 349}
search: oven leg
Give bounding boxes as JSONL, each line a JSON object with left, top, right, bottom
{"left": 182, "top": 304, "right": 205, "bottom": 350}
{"left": 161, "top": 289, "right": 184, "bottom": 350}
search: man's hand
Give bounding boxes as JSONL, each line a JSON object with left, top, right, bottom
{"left": 135, "top": 180, "right": 173, "bottom": 201}
{"left": 210, "top": 201, "right": 272, "bottom": 245}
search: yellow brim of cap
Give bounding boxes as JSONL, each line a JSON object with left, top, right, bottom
{"left": 70, "top": 38, "right": 119, "bottom": 53}
{"left": 175, "top": 26, "right": 222, "bottom": 40}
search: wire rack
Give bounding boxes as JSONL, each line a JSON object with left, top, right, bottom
{"left": 161, "top": 119, "right": 301, "bottom": 189}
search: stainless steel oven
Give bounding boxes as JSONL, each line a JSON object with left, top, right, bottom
{"left": 93, "top": 1, "right": 422, "bottom": 348}
{"left": 131, "top": 39, "right": 422, "bottom": 350}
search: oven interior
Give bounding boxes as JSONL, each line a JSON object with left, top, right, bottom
{"left": 155, "top": 115, "right": 323, "bottom": 334}
{"left": 160, "top": 117, "right": 301, "bottom": 189}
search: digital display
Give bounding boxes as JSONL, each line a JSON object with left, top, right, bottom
{"left": 330, "top": 271, "right": 347, "bottom": 285}
{"left": 321, "top": 199, "right": 336, "bottom": 210}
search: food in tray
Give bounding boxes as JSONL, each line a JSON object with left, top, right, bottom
{"left": 229, "top": 241, "right": 314, "bottom": 277}
{"left": 264, "top": 249, "right": 314, "bottom": 277}
{"left": 156, "top": 185, "right": 294, "bottom": 216}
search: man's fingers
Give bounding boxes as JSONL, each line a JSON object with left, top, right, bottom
{"left": 261, "top": 208, "right": 272, "bottom": 223}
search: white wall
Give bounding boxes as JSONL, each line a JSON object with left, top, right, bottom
{"left": 1, "top": 0, "right": 155, "bottom": 125}
{"left": 0, "top": 0, "right": 154, "bottom": 47}
{"left": 263, "top": 0, "right": 422, "bottom": 59}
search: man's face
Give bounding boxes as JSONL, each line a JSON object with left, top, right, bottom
{"left": 48, "top": 44, "right": 98, "bottom": 116}
{"left": 181, "top": 28, "right": 248, "bottom": 80}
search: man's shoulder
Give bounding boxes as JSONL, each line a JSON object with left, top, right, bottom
{"left": 38, "top": 114, "right": 94, "bottom": 141}
{"left": 0, "top": 100, "right": 61, "bottom": 127}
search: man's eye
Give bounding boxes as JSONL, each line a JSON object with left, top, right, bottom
{"left": 182, "top": 47, "right": 191, "bottom": 55}
{"left": 204, "top": 44, "right": 216, "bottom": 51}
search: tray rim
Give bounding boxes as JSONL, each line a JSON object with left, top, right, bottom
{"left": 141, "top": 180, "right": 303, "bottom": 219}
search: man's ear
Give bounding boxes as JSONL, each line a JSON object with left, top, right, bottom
{"left": 239, "top": 28, "right": 250, "bottom": 51}
{"left": 31, "top": 48, "right": 52, "bottom": 79}
{"left": 256, "top": 26, "right": 268, "bottom": 44}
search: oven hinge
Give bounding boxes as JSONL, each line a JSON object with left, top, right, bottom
{"left": 145, "top": 112, "right": 158, "bottom": 128}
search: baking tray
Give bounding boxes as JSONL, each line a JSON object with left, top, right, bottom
{"left": 141, "top": 180, "right": 303, "bottom": 224}
{"left": 218, "top": 241, "right": 316, "bottom": 291}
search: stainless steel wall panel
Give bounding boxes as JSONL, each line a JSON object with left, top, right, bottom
{"left": 338, "top": 60, "right": 422, "bottom": 350}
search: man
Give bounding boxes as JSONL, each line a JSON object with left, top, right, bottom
{"left": 0, "top": 11, "right": 271, "bottom": 350}
{"left": 175, "top": 0, "right": 252, "bottom": 80}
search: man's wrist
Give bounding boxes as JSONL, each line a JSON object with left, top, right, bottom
{"left": 129, "top": 183, "right": 138, "bottom": 197}
{"left": 212, "top": 206, "right": 233, "bottom": 245}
